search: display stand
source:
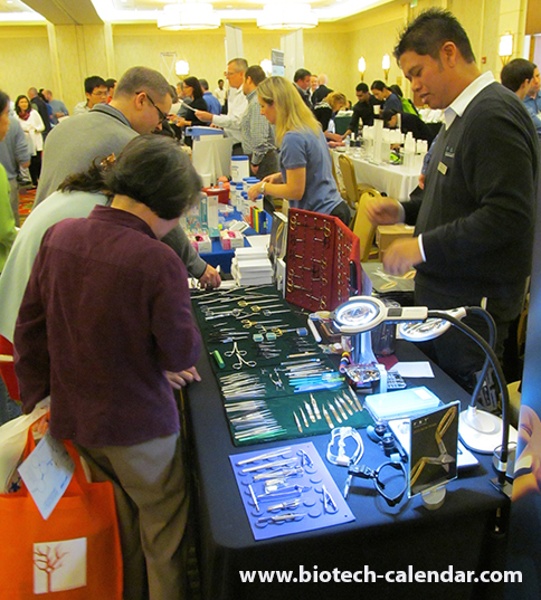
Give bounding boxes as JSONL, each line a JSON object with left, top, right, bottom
{"left": 285, "top": 209, "right": 361, "bottom": 313}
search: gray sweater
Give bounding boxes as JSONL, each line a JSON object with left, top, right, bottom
{"left": 35, "top": 104, "right": 207, "bottom": 278}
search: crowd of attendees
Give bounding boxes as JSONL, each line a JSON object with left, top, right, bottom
{"left": 0, "top": 14, "right": 540, "bottom": 594}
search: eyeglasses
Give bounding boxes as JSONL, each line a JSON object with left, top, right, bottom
{"left": 224, "top": 70, "right": 239, "bottom": 77}
{"left": 137, "top": 91, "right": 168, "bottom": 122}
{"left": 92, "top": 90, "right": 108, "bottom": 97}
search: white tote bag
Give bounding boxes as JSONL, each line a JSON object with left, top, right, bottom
{"left": 0, "top": 397, "right": 50, "bottom": 492}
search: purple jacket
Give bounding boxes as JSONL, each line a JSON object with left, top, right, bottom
{"left": 15, "top": 205, "right": 202, "bottom": 447}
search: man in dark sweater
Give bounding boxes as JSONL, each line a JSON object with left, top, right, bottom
{"left": 366, "top": 8, "right": 538, "bottom": 390}
{"left": 343, "top": 82, "right": 377, "bottom": 137}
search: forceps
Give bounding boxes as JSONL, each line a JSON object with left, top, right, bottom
{"left": 225, "top": 341, "right": 257, "bottom": 369}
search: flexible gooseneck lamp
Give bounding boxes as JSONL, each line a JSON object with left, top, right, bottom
{"left": 332, "top": 296, "right": 514, "bottom": 493}
{"left": 398, "top": 305, "right": 518, "bottom": 460}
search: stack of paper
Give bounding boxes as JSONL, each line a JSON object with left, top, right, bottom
{"left": 231, "top": 247, "right": 273, "bottom": 286}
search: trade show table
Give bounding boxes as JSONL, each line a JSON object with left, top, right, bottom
{"left": 333, "top": 149, "right": 421, "bottom": 201}
{"left": 198, "top": 209, "right": 271, "bottom": 273}
{"left": 186, "top": 338, "right": 509, "bottom": 600}
{"left": 199, "top": 237, "right": 252, "bottom": 273}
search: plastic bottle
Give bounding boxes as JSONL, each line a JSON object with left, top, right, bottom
{"left": 231, "top": 155, "right": 250, "bottom": 183}
{"left": 234, "top": 183, "right": 244, "bottom": 210}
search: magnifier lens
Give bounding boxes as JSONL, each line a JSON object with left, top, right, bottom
{"left": 335, "top": 299, "right": 381, "bottom": 328}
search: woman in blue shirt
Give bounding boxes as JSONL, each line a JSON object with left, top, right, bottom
{"left": 247, "top": 76, "right": 350, "bottom": 224}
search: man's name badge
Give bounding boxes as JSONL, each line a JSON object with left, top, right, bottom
{"left": 437, "top": 162, "right": 448, "bottom": 175}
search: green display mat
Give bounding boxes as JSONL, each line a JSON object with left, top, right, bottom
{"left": 192, "top": 286, "right": 373, "bottom": 445}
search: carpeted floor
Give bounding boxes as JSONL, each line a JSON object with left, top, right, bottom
{"left": 18, "top": 185, "right": 36, "bottom": 226}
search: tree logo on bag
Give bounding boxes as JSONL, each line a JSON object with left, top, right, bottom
{"left": 33, "top": 537, "right": 87, "bottom": 594}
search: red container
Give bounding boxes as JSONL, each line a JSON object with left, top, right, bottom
{"left": 204, "top": 185, "right": 230, "bottom": 205}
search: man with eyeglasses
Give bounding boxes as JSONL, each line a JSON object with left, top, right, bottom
{"left": 194, "top": 57, "right": 248, "bottom": 153}
{"left": 73, "top": 75, "right": 108, "bottom": 115}
{"left": 34, "top": 66, "right": 221, "bottom": 289}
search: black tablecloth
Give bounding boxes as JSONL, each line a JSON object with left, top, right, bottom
{"left": 186, "top": 341, "right": 508, "bottom": 600}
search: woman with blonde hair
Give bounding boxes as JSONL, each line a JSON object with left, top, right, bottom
{"left": 247, "top": 76, "right": 350, "bottom": 224}
{"left": 314, "top": 91, "right": 347, "bottom": 143}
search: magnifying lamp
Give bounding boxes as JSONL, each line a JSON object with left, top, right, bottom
{"left": 332, "top": 296, "right": 428, "bottom": 334}
{"left": 332, "top": 296, "right": 514, "bottom": 493}
{"left": 332, "top": 297, "right": 429, "bottom": 385}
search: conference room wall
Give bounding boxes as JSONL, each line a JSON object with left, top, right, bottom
{"left": 0, "top": 23, "right": 109, "bottom": 113}
{"left": 345, "top": 0, "right": 506, "bottom": 102}
{"left": 112, "top": 24, "right": 353, "bottom": 109}
{"left": 0, "top": 26, "right": 53, "bottom": 104}
{"left": 0, "top": 22, "right": 356, "bottom": 114}
{"left": 342, "top": 4, "right": 405, "bottom": 94}
{"left": 0, "top": 0, "right": 517, "bottom": 116}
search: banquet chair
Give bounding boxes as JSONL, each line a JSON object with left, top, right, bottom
{"left": 338, "top": 153, "right": 375, "bottom": 211}
{"left": 330, "top": 150, "right": 348, "bottom": 203}
{"left": 351, "top": 189, "right": 381, "bottom": 262}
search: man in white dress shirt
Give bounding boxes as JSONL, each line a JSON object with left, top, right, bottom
{"left": 194, "top": 58, "right": 248, "bottom": 153}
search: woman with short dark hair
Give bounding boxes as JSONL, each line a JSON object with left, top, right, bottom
{"left": 171, "top": 76, "right": 209, "bottom": 144}
{"left": 13, "top": 134, "right": 203, "bottom": 600}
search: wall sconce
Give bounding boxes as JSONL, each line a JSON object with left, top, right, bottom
{"left": 499, "top": 33, "right": 513, "bottom": 65}
{"left": 382, "top": 54, "right": 391, "bottom": 82}
{"left": 175, "top": 60, "right": 190, "bottom": 76}
{"left": 358, "top": 57, "right": 366, "bottom": 82}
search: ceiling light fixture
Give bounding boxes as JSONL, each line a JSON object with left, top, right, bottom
{"left": 157, "top": 1, "right": 221, "bottom": 31}
{"left": 257, "top": 2, "right": 318, "bottom": 30}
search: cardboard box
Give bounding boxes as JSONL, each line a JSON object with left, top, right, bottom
{"left": 189, "top": 233, "right": 212, "bottom": 254}
{"left": 180, "top": 192, "right": 219, "bottom": 238}
{"left": 376, "top": 224, "right": 415, "bottom": 255}
{"left": 220, "top": 229, "right": 244, "bottom": 250}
